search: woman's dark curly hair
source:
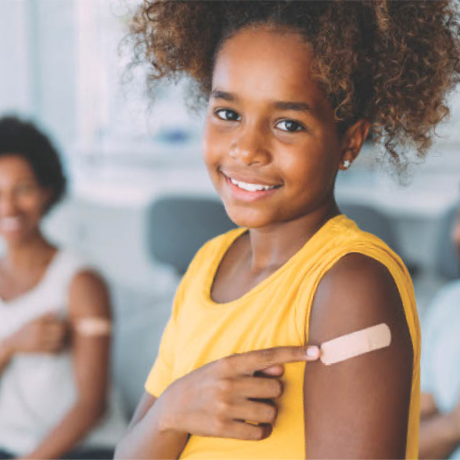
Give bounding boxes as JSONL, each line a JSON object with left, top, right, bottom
{"left": 127, "top": 0, "right": 460, "bottom": 175}
{"left": 0, "top": 116, "right": 67, "bottom": 213}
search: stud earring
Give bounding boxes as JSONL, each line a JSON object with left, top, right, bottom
{"left": 343, "top": 159, "right": 351, "bottom": 169}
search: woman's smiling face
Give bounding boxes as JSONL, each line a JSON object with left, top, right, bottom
{"left": 203, "top": 26, "right": 357, "bottom": 229}
{"left": 0, "top": 154, "right": 51, "bottom": 244}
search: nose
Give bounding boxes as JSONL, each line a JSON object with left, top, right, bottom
{"left": 229, "top": 124, "right": 270, "bottom": 166}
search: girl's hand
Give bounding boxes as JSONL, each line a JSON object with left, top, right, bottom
{"left": 155, "top": 345, "right": 320, "bottom": 441}
{"left": 5, "top": 312, "right": 68, "bottom": 355}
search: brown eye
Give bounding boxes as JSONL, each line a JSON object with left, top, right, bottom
{"left": 276, "top": 120, "right": 305, "bottom": 133}
{"left": 215, "top": 109, "right": 241, "bottom": 122}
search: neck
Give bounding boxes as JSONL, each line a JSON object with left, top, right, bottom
{"left": 246, "top": 197, "right": 341, "bottom": 272}
{"left": 2, "top": 230, "right": 55, "bottom": 273}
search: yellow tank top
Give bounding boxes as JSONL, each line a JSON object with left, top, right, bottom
{"left": 145, "top": 214, "right": 420, "bottom": 459}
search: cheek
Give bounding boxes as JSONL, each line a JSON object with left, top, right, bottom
{"left": 20, "top": 194, "right": 47, "bottom": 215}
{"left": 280, "top": 144, "right": 331, "bottom": 185}
{"left": 202, "top": 122, "right": 227, "bottom": 169}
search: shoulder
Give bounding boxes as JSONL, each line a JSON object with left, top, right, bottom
{"left": 311, "top": 252, "right": 412, "bottom": 356}
{"left": 304, "top": 255, "right": 414, "bottom": 457}
{"left": 58, "top": 248, "right": 104, "bottom": 292}
{"left": 58, "top": 248, "right": 95, "bottom": 272}
{"left": 67, "top": 261, "right": 110, "bottom": 319}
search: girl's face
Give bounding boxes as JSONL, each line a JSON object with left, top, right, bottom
{"left": 203, "top": 26, "right": 367, "bottom": 229}
{"left": 0, "top": 154, "right": 51, "bottom": 244}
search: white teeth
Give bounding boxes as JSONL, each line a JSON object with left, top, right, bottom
{"left": 230, "top": 177, "right": 278, "bottom": 192}
{"left": 0, "top": 217, "right": 22, "bottom": 232}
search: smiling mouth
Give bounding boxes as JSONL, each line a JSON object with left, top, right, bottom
{"left": 228, "top": 177, "right": 282, "bottom": 192}
{"left": 221, "top": 172, "right": 283, "bottom": 193}
{"left": 0, "top": 216, "right": 23, "bottom": 232}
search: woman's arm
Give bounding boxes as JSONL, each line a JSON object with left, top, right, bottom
{"left": 22, "top": 271, "right": 112, "bottom": 460}
{"left": 419, "top": 392, "right": 460, "bottom": 459}
{"left": 0, "top": 339, "right": 13, "bottom": 377}
{"left": 304, "top": 253, "right": 413, "bottom": 458}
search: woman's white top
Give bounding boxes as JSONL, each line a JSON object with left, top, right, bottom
{"left": 0, "top": 250, "right": 128, "bottom": 455}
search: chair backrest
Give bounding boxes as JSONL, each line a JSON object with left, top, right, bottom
{"left": 146, "top": 195, "right": 237, "bottom": 275}
{"left": 338, "top": 202, "right": 400, "bottom": 253}
{"left": 434, "top": 204, "right": 460, "bottom": 280}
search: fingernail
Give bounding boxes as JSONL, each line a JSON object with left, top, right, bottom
{"left": 306, "top": 346, "right": 319, "bottom": 358}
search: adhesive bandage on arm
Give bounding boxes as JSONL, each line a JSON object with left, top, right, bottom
{"left": 319, "top": 323, "right": 391, "bottom": 365}
{"left": 74, "top": 317, "right": 112, "bottom": 336}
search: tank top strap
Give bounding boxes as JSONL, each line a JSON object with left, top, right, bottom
{"left": 46, "top": 250, "right": 94, "bottom": 291}
{"left": 40, "top": 250, "right": 96, "bottom": 319}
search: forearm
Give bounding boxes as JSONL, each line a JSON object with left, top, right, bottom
{"left": 115, "top": 398, "right": 189, "bottom": 459}
{"left": 419, "top": 411, "right": 460, "bottom": 459}
{"left": 22, "top": 402, "right": 105, "bottom": 460}
{"left": 0, "top": 339, "right": 13, "bottom": 377}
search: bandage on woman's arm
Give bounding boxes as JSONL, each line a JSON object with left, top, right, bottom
{"left": 304, "top": 253, "right": 413, "bottom": 459}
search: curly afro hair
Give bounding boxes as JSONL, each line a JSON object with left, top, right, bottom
{"left": 127, "top": 0, "right": 460, "bottom": 175}
{"left": 0, "top": 116, "right": 67, "bottom": 213}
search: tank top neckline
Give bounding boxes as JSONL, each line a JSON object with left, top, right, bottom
{"left": 202, "top": 213, "right": 348, "bottom": 308}
{"left": 0, "top": 249, "right": 63, "bottom": 306}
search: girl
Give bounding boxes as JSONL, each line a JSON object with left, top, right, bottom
{"left": 0, "top": 117, "right": 127, "bottom": 459}
{"left": 116, "top": 1, "right": 460, "bottom": 458}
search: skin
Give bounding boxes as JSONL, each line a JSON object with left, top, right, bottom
{"left": 0, "top": 154, "right": 112, "bottom": 459}
{"left": 418, "top": 207, "right": 460, "bottom": 459}
{"left": 117, "top": 25, "right": 413, "bottom": 458}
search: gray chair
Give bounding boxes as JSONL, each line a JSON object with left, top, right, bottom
{"left": 337, "top": 201, "right": 420, "bottom": 275}
{"left": 111, "top": 196, "right": 236, "bottom": 418}
{"left": 145, "top": 195, "right": 237, "bottom": 275}
{"left": 434, "top": 204, "right": 460, "bottom": 280}
{"left": 338, "top": 202, "right": 400, "bottom": 252}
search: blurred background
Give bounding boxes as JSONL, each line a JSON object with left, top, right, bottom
{"left": 2, "top": 0, "right": 460, "bottom": 418}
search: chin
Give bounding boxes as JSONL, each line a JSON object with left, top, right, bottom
{"left": 0, "top": 233, "right": 26, "bottom": 245}
{"left": 0, "top": 227, "right": 35, "bottom": 246}
{"left": 223, "top": 204, "right": 276, "bottom": 229}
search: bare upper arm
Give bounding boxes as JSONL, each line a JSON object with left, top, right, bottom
{"left": 304, "top": 253, "right": 414, "bottom": 458}
{"left": 68, "top": 270, "right": 112, "bottom": 410}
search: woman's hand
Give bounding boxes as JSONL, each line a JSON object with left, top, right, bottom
{"left": 5, "top": 312, "right": 68, "bottom": 355}
{"left": 155, "top": 345, "right": 320, "bottom": 441}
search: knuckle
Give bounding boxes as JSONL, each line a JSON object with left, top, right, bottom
{"left": 259, "top": 348, "right": 276, "bottom": 362}
{"left": 265, "top": 406, "right": 277, "bottom": 424}
{"left": 217, "top": 378, "right": 233, "bottom": 395}
{"left": 217, "top": 357, "right": 233, "bottom": 374}
{"left": 216, "top": 399, "right": 231, "bottom": 416}
{"left": 213, "top": 416, "right": 228, "bottom": 433}
{"left": 272, "top": 380, "right": 283, "bottom": 398}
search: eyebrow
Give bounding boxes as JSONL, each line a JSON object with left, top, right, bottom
{"left": 211, "top": 90, "right": 237, "bottom": 102}
{"left": 211, "top": 89, "right": 314, "bottom": 114}
{"left": 273, "top": 101, "right": 312, "bottom": 113}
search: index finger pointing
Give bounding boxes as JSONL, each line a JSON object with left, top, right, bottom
{"left": 232, "top": 346, "right": 320, "bottom": 374}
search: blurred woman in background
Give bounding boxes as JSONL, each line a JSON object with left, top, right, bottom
{"left": 0, "top": 116, "right": 127, "bottom": 459}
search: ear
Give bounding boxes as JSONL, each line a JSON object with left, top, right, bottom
{"left": 338, "top": 119, "right": 371, "bottom": 171}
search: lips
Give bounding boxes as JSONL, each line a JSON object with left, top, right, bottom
{"left": 221, "top": 172, "right": 282, "bottom": 203}
{"left": 220, "top": 169, "right": 283, "bottom": 188}
{"left": 0, "top": 216, "right": 23, "bottom": 233}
